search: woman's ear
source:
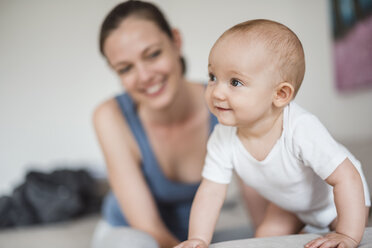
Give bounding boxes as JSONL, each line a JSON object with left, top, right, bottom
{"left": 172, "top": 28, "right": 182, "bottom": 52}
{"left": 273, "top": 82, "right": 294, "bottom": 108}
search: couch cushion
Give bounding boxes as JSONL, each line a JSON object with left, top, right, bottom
{"left": 210, "top": 227, "right": 372, "bottom": 248}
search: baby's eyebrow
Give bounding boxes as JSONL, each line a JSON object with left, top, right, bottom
{"left": 230, "top": 70, "right": 252, "bottom": 80}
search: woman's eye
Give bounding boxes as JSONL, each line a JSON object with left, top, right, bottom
{"left": 208, "top": 73, "right": 216, "bottom": 82}
{"left": 118, "top": 65, "right": 132, "bottom": 75}
{"left": 148, "top": 50, "right": 161, "bottom": 59}
{"left": 231, "top": 78, "right": 243, "bottom": 87}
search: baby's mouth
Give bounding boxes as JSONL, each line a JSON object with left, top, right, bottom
{"left": 215, "top": 106, "right": 232, "bottom": 111}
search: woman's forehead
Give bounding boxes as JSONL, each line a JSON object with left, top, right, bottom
{"left": 117, "top": 17, "right": 166, "bottom": 42}
{"left": 104, "top": 18, "right": 168, "bottom": 62}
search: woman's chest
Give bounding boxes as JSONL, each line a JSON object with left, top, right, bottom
{"left": 145, "top": 119, "right": 210, "bottom": 183}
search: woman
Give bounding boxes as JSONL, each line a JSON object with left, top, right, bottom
{"left": 92, "top": 1, "right": 218, "bottom": 247}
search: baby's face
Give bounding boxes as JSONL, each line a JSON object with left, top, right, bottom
{"left": 205, "top": 34, "right": 280, "bottom": 127}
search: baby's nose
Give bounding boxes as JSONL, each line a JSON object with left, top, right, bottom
{"left": 211, "top": 82, "right": 227, "bottom": 100}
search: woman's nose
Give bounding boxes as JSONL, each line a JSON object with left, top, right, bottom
{"left": 136, "top": 63, "right": 153, "bottom": 84}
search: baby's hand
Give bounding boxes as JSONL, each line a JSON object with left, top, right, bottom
{"left": 173, "top": 238, "right": 208, "bottom": 248}
{"left": 305, "top": 232, "right": 358, "bottom": 248}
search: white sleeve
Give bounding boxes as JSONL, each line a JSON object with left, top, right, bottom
{"left": 291, "top": 115, "right": 349, "bottom": 180}
{"left": 202, "top": 124, "right": 234, "bottom": 184}
{"left": 291, "top": 114, "right": 371, "bottom": 206}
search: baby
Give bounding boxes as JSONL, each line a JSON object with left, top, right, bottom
{"left": 175, "top": 19, "right": 370, "bottom": 248}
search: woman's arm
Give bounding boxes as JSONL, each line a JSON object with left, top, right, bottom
{"left": 93, "top": 99, "right": 179, "bottom": 248}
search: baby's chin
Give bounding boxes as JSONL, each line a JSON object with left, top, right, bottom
{"left": 216, "top": 118, "right": 236, "bottom": 127}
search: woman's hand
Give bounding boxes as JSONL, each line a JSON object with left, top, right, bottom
{"left": 305, "top": 232, "right": 358, "bottom": 248}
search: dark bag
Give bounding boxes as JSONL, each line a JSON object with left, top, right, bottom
{"left": 0, "top": 169, "right": 103, "bottom": 229}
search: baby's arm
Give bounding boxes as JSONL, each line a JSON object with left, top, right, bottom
{"left": 305, "top": 158, "right": 366, "bottom": 248}
{"left": 174, "top": 179, "right": 228, "bottom": 248}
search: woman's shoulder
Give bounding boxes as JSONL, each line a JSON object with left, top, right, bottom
{"left": 92, "top": 95, "right": 133, "bottom": 137}
{"left": 92, "top": 96, "right": 142, "bottom": 172}
{"left": 93, "top": 97, "right": 121, "bottom": 125}
{"left": 92, "top": 96, "right": 139, "bottom": 156}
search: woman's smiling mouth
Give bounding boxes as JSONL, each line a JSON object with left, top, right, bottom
{"left": 144, "top": 81, "right": 166, "bottom": 96}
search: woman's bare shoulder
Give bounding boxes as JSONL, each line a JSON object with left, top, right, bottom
{"left": 92, "top": 97, "right": 133, "bottom": 140}
{"left": 93, "top": 97, "right": 140, "bottom": 161}
{"left": 92, "top": 97, "right": 121, "bottom": 127}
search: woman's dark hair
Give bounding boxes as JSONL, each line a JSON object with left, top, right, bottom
{"left": 99, "top": 0, "right": 186, "bottom": 74}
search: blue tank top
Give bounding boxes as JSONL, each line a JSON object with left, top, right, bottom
{"left": 102, "top": 93, "right": 218, "bottom": 241}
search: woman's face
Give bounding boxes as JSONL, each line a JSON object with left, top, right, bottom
{"left": 104, "top": 17, "right": 183, "bottom": 110}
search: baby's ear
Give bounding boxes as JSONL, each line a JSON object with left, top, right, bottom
{"left": 273, "top": 82, "right": 294, "bottom": 108}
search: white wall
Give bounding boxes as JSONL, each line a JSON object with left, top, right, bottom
{"left": 1, "top": 0, "right": 372, "bottom": 194}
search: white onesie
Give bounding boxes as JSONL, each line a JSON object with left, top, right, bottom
{"left": 202, "top": 102, "right": 370, "bottom": 228}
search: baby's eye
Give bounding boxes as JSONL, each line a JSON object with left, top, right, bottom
{"left": 208, "top": 73, "right": 216, "bottom": 82}
{"left": 230, "top": 78, "right": 243, "bottom": 87}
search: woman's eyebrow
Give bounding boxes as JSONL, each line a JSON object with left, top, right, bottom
{"left": 142, "top": 42, "right": 162, "bottom": 54}
{"left": 112, "top": 43, "right": 163, "bottom": 67}
{"left": 112, "top": 61, "right": 130, "bottom": 68}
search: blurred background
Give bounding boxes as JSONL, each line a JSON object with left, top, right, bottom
{"left": 0, "top": 0, "right": 371, "bottom": 246}
{"left": 1, "top": 0, "right": 372, "bottom": 195}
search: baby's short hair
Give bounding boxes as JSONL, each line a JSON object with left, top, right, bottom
{"left": 221, "top": 19, "right": 305, "bottom": 97}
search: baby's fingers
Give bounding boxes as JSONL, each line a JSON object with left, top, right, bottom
{"left": 173, "top": 239, "right": 206, "bottom": 248}
{"left": 305, "top": 236, "right": 353, "bottom": 248}
{"left": 305, "top": 237, "right": 327, "bottom": 248}
{"left": 173, "top": 243, "right": 195, "bottom": 248}
{"left": 173, "top": 243, "right": 188, "bottom": 248}
{"left": 173, "top": 242, "right": 189, "bottom": 248}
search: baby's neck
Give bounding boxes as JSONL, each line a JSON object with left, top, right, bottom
{"left": 237, "top": 110, "right": 284, "bottom": 161}
{"left": 238, "top": 108, "right": 283, "bottom": 138}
